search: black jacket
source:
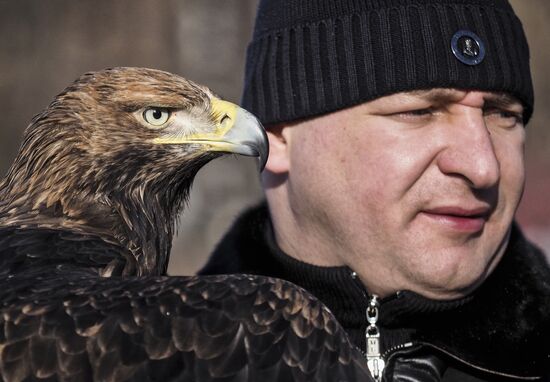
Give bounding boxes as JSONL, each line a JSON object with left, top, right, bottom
{"left": 200, "top": 203, "right": 550, "bottom": 381}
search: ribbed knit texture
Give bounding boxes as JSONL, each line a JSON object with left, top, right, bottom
{"left": 242, "top": 0, "right": 534, "bottom": 125}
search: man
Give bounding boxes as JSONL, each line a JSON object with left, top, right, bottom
{"left": 200, "top": 0, "right": 550, "bottom": 380}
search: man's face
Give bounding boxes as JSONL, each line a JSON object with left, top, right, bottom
{"left": 269, "top": 89, "right": 526, "bottom": 299}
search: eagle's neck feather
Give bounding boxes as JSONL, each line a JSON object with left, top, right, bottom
{"left": 0, "top": 179, "right": 188, "bottom": 277}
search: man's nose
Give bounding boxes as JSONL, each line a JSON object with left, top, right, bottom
{"left": 436, "top": 109, "right": 500, "bottom": 189}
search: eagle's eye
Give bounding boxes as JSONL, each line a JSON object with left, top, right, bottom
{"left": 143, "top": 107, "right": 171, "bottom": 127}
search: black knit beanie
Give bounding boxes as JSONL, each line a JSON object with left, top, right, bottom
{"left": 242, "top": 0, "right": 534, "bottom": 125}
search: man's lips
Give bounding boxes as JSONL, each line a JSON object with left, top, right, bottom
{"left": 420, "top": 206, "right": 491, "bottom": 232}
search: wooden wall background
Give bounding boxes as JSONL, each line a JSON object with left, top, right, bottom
{"left": 0, "top": 0, "right": 548, "bottom": 275}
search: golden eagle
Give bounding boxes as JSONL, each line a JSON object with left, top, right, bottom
{"left": 0, "top": 68, "right": 371, "bottom": 381}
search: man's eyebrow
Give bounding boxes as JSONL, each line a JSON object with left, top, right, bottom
{"left": 405, "top": 89, "right": 466, "bottom": 103}
{"left": 483, "top": 92, "right": 524, "bottom": 111}
{"left": 404, "top": 89, "right": 524, "bottom": 110}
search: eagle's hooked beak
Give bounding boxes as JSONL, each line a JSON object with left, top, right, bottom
{"left": 210, "top": 99, "right": 269, "bottom": 172}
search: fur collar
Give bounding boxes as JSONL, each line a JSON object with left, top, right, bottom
{"left": 200, "top": 203, "right": 550, "bottom": 379}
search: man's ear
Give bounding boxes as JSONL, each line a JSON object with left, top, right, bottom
{"left": 264, "top": 124, "right": 291, "bottom": 174}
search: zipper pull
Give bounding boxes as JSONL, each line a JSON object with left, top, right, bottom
{"left": 366, "top": 295, "right": 385, "bottom": 381}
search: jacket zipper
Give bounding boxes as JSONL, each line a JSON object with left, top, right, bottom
{"left": 381, "top": 341, "right": 415, "bottom": 359}
{"left": 365, "top": 294, "right": 385, "bottom": 381}
{"left": 350, "top": 271, "right": 415, "bottom": 382}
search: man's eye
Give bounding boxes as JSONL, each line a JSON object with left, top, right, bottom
{"left": 406, "top": 109, "right": 433, "bottom": 116}
{"left": 485, "top": 109, "right": 524, "bottom": 127}
{"left": 394, "top": 108, "right": 434, "bottom": 120}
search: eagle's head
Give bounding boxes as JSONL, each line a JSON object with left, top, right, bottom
{"left": 0, "top": 67, "right": 268, "bottom": 274}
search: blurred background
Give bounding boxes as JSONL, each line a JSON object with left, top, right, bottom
{"left": 0, "top": 0, "right": 549, "bottom": 275}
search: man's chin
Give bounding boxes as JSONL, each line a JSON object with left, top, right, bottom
{"left": 401, "top": 242, "right": 508, "bottom": 300}
{"left": 414, "top": 274, "right": 487, "bottom": 300}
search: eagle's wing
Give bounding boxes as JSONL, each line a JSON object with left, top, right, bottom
{"left": 0, "top": 227, "right": 372, "bottom": 382}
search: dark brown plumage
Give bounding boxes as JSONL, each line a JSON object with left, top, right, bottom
{"left": 0, "top": 67, "right": 371, "bottom": 381}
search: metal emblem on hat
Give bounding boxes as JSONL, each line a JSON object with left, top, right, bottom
{"left": 451, "top": 30, "right": 485, "bottom": 66}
